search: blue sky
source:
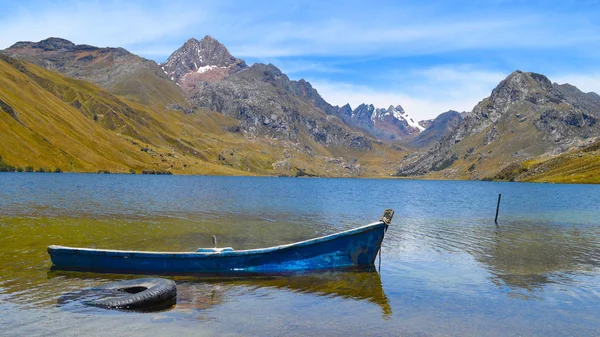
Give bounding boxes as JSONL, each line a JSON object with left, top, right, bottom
{"left": 2, "top": 0, "right": 600, "bottom": 120}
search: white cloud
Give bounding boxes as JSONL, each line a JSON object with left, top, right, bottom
{"left": 2, "top": 1, "right": 598, "bottom": 63}
{"left": 311, "top": 66, "right": 507, "bottom": 121}
{"left": 251, "top": 58, "right": 349, "bottom": 75}
{"left": 0, "top": 1, "right": 203, "bottom": 50}
{"left": 223, "top": 7, "right": 598, "bottom": 59}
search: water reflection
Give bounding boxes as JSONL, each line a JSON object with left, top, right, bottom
{"left": 394, "top": 216, "right": 600, "bottom": 297}
{"left": 473, "top": 221, "right": 600, "bottom": 292}
{"left": 48, "top": 268, "right": 391, "bottom": 318}
{"left": 216, "top": 268, "right": 392, "bottom": 318}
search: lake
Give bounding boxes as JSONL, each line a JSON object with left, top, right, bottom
{"left": 1, "top": 173, "right": 599, "bottom": 336}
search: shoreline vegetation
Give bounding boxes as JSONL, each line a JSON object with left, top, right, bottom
{"left": 3, "top": 151, "right": 599, "bottom": 183}
{"left": 1, "top": 151, "right": 598, "bottom": 183}
{"left": 0, "top": 162, "right": 597, "bottom": 184}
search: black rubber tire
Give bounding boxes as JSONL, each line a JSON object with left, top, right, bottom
{"left": 85, "top": 278, "right": 177, "bottom": 311}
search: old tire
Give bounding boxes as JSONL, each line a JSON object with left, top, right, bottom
{"left": 85, "top": 278, "right": 177, "bottom": 311}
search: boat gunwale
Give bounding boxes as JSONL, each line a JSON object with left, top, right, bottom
{"left": 48, "top": 221, "right": 387, "bottom": 257}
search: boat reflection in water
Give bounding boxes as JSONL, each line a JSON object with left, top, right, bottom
{"left": 50, "top": 267, "right": 392, "bottom": 318}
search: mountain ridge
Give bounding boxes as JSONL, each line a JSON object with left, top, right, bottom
{"left": 0, "top": 53, "right": 405, "bottom": 177}
{"left": 396, "top": 70, "right": 600, "bottom": 180}
{"left": 2, "top": 37, "right": 189, "bottom": 110}
{"left": 163, "top": 36, "right": 426, "bottom": 144}
{"left": 3, "top": 36, "right": 600, "bottom": 182}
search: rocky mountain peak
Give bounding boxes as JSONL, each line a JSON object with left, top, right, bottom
{"left": 336, "top": 104, "right": 353, "bottom": 117}
{"left": 161, "top": 35, "right": 247, "bottom": 86}
{"left": 9, "top": 37, "right": 76, "bottom": 51}
{"left": 392, "top": 105, "right": 405, "bottom": 114}
{"left": 330, "top": 102, "right": 422, "bottom": 141}
{"left": 409, "top": 110, "right": 463, "bottom": 148}
{"left": 472, "top": 70, "right": 566, "bottom": 126}
{"left": 38, "top": 37, "right": 76, "bottom": 50}
{"left": 489, "top": 71, "right": 557, "bottom": 107}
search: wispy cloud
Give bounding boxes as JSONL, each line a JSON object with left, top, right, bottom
{"left": 3, "top": 1, "right": 598, "bottom": 61}
{"left": 0, "top": 1, "right": 203, "bottom": 51}
{"left": 222, "top": 2, "right": 600, "bottom": 59}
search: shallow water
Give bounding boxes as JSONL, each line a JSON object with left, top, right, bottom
{"left": 1, "top": 174, "right": 599, "bottom": 336}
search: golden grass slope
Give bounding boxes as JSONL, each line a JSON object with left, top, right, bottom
{"left": 0, "top": 55, "right": 246, "bottom": 174}
{"left": 493, "top": 140, "right": 600, "bottom": 183}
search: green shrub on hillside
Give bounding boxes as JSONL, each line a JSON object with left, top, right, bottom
{"left": 0, "top": 155, "right": 16, "bottom": 172}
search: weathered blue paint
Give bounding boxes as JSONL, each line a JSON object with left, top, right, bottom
{"left": 48, "top": 221, "right": 388, "bottom": 275}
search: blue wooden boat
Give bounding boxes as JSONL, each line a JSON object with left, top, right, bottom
{"left": 48, "top": 210, "right": 394, "bottom": 275}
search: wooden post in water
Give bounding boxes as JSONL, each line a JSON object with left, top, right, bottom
{"left": 494, "top": 194, "right": 502, "bottom": 225}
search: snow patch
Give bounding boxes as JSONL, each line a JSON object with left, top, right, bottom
{"left": 391, "top": 106, "right": 406, "bottom": 120}
{"left": 401, "top": 112, "right": 425, "bottom": 131}
{"left": 197, "top": 65, "right": 220, "bottom": 74}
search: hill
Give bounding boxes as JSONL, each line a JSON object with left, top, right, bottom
{"left": 2, "top": 37, "right": 189, "bottom": 110}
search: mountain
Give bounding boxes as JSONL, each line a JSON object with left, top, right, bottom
{"left": 0, "top": 53, "right": 405, "bottom": 177}
{"left": 396, "top": 71, "right": 600, "bottom": 179}
{"left": 160, "top": 36, "right": 247, "bottom": 92}
{"left": 161, "top": 37, "right": 372, "bottom": 150}
{"left": 409, "top": 110, "right": 463, "bottom": 148}
{"left": 189, "top": 63, "right": 371, "bottom": 149}
{"left": 2, "top": 37, "right": 188, "bottom": 110}
{"left": 333, "top": 104, "right": 424, "bottom": 141}
{"left": 162, "top": 36, "right": 426, "bottom": 146}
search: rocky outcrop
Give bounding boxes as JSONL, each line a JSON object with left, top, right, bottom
{"left": 189, "top": 63, "right": 371, "bottom": 149}
{"left": 409, "top": 110, "right": 462, "bottom": 148}
{"left": 554, "top": 83, "right": 600, "bottom": 117}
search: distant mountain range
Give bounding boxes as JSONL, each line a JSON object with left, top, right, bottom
{"left": 2, "top": 36, "right": 600, "bottom": 182}
{"left": 333, "top": 103, "right": 424, "bottom": 141}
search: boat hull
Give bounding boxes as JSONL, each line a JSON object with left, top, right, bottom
{"left": 48, "top": 221, "right": 388, "bottom": 275}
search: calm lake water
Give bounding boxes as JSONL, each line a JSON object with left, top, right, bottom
{"left": 1, "top": 173, "right": 599, "bottom": 336}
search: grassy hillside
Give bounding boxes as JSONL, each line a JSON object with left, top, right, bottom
{"left": 491, "top": 139, "right": 600, "bottom": 183}
{"left": 0, "top": 55, "right": 404, "bottom": 176}
{"left": 2, "top": 38, "right": 190, "bottom": 111}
